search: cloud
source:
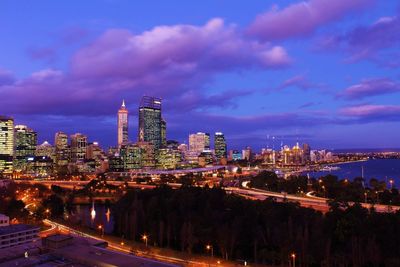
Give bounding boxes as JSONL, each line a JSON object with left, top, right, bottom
{"left": 1, "top": 18, "right": 291, "bottom": 117}
{"left": 340, "top": 104, "right": 400, "bottom": 121}
{"left": 275, "top": 74, "right": 326, "bottom": 91}
{"left": 338, "top": 78, "right": 400, "bottom": 100}
{"left": 0, "top": 69, "right": 15, "bottom": 86}
{"left": 247, "top": 0, "right": 372, "bottom": 41}
{"left": 71, "top": 18, "right": 291, "bottom": 79}
{"left": 318, "top": 14, "right": 400, "bottom": 66}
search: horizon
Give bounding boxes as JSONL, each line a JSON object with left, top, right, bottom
{"left": 2, "top": 0, "right": 400, "bottom": 150}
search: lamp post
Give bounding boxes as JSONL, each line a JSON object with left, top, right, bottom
{"left": 142, "top": 234, "right": 148, "bottom": 247}
{"left": 364, "top": 192, "right": 367, "bottom": 203}
{"left": 206, "top": 245, "right": 213, "bottom": 267}
{"left": 389, "top": 179, "right": 394, "bottom": 190}
{"left": 291, "top": 253, "right": 296, "bottom": 267}
{"left": 98, "top": 225, "right": 104, "bottom": 237}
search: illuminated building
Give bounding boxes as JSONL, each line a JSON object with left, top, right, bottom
{"left": 117, "top": 100, "right": 129, "bottom": 148}
{"left": 14, "top": 125, "right": 37, "bottom": 172}
{"left": 161, "top": 118, "right": 167, "bottom": 148}
{"left": 70, "top": 133, "right": 87, "bottom": 162}
{"left": 0, "top": 116, "right": 14, "bottom": 175}
{"left": 157, "top": 148, "right": 182, "bottom": 169}
{"left": 54, "top": 132, "right": 70, "bottom": 168}
{"left": 229, "top": 150, "right": 242, "bottom": 161}
{"left": 303, "top": 143, "right": 311, "bottom": 163}
{"left": 198, "top": 150, "right": 213, "bottom": 167}
{"left": 242, "top": 147, "right": 252, "bottom": 161}
{"left": 189, "top": 132, "right": 210, "bottom": 154}
{"left": 138, "top": 96, "right": 163, "bottom": 150}
{"left": 36, "top": 141, "right": 54, "bottom": 159}
{"left": 87, "top": 142, "right": 109, "bottom": 173}
{"left": 214, "top": 132, "right": 227, "bottom": 160}
{"left": 120, "top": 143, "right": 142, "bottom": 170}
{"left": 137, "top": 141, "right": 156, "bottom": 168}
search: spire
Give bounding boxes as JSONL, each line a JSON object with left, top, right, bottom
{"left": 122, "top": 99, "right": 126, "bottom": 108}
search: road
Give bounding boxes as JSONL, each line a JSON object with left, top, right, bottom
{"left": 17, "top": 179, "right": 400, "bottom": 213}
{"left": 42, "top": 219, "right": 229, "bottom": 267}
{"left": 226, "top": 187, "right": 400, "bottom": 213}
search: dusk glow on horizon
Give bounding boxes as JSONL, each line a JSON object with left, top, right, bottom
{"left": 1, "top": 0, "right": 400, "bottom": 150}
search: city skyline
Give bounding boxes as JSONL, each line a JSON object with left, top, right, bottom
{"left": 1, "top": 1, "right": 400, "bottom": 149}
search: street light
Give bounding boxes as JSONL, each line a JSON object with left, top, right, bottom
{"left": 142, "top": 234, "right": 148, "bottom": 247}
{"left": 389, "top": 179, "right": 394, "bottom": 190}
{"left": 364, "top": 192, "right": 367, "bottom": 203}
{"left": 206, "top": 245, "right": 214, "bottom": 267}
{"left": 98, "top": 225, "right": 104, "bottom": 237}
{"left": 291, "top": 253, "right": 296, "bottom": 267}
{"left": 206, "top": 244, "right": 214, "bottom": 257}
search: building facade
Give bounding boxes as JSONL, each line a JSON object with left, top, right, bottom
{"left": 0, "top": 116, "right": 14, "bottom": 175}
{"left": 214, "top": 132, "right": 227, "bottom": 160}
{"left": 14, "top": 125, "right": 37, "bottom": 172}
{"left": 138, "top": 96, "right": 163, "bottom": 150}
{"left": 70, "top": 133, "right": 87, "bottom": 162}
{"left": 117, "top": 100, "right": 129, "bottom": 147}
{"left": 189, "top": 132, "right": 210, "bottom": 155}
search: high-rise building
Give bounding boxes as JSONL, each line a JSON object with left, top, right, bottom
{"left": 0, "top": 116, "right": 14, "bottom": 175}
{"left": 117, "top": 100, "right": 129, "bottom": 148}
{"left": 161, "top": 118, "right": 167, "bottom": 148}
{"left": 214, "top": 132, "right": 227, "bottom": 160}
{"left": 54, "top": 132, "right": 69, "bottom": 168}
{"left": 70, "top": 133, "right": 87, "bottom": 162}
{"left": 189, "top": 132, "right": 210, "bottom": 154}
{"left": 138, "top": 96, "right": 162, "bottom": 150}
{"left": 119, "top": 143, "right": 142, "bottom": 170}
{"left": 14, "top": 125, "right": 37, "bottom": 172}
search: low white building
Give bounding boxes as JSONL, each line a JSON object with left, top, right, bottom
{"left": 0, "top": 214, "right": 40, "bottom": 249}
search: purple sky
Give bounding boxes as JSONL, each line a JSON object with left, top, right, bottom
{"left": 1, "top": 0, "right": 400, "bottom": 150}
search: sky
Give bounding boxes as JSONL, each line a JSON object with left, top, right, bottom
{"left": 1, "top": 0, "right": 400, "bottom": 151}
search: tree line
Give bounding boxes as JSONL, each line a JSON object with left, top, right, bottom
{"left": 113, "top": 184, "right": 400, "bottom": 266}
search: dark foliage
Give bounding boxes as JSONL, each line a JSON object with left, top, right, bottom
{"left": 113, "top": 185, "right": 400, "bottom": 266}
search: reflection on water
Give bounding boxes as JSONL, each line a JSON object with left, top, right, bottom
{"left": 68, "top": 204, "right": 114, "bottom": 234}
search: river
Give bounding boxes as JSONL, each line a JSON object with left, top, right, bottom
{"left": 307, "top": 159, "right": 400, "bottom": 183}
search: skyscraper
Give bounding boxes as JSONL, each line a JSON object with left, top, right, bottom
{"left": 117, "top": 100, "right": 129, "bottom": 148}
{"left": 214, "top": 132, "right": 227, "bottom": 160}
{"left": 189, "top": 132, "right": 210, "bottom": 154}
{"left": 138, "top": 96, "right": 162, "bottom": 150}
{"left": 54, "top": 132, "right": 69, "bottom": 168}
{"left": 0, "top": 116, "right": 14, "bottom": 175}
{"left": 70, "top": 133, "right": 87, "bottom": 162}
{"left": 14, "top": 125, "right": 37, "bottom": 172}
{"left": 161, "top": 118, "right": 167, "bottom": 148}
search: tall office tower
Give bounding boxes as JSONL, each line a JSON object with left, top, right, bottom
{"left": 138, "top": 96, "right": 162, "bottom": 150}
{"left": 302, "top": 143, "right": 311, "bottom": 163}
{"left": 214, "top": 132, "right": 227, "bottom": 160}
{"left": 70, "top": 133, "right": 87, "bottom": 162}
{"left": 14, "top": 125, "right": 37, "bottom": 172}
{"left": 117, "top": 100, "right": 129, "bottom": 148}
{"left": 189, "top": 132, "right": 210, "bottom": 154}
{"left": 161, "top": 118, "right": 167, "bottom": 148}
{"left": 0, "top": 116, "right": 14, "bottom": 175}
{"left": 54, "top": 132, "right": 69, "bottom": 168}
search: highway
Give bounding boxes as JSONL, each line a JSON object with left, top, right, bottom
{"left": 42, "top": 219, "right": 224, "bottom": 267}
{"left": 225, "top": 187, "right": 400, "bottom": 213}
{"left": 17, "top": 179, "right": 400, "bottom": 213}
